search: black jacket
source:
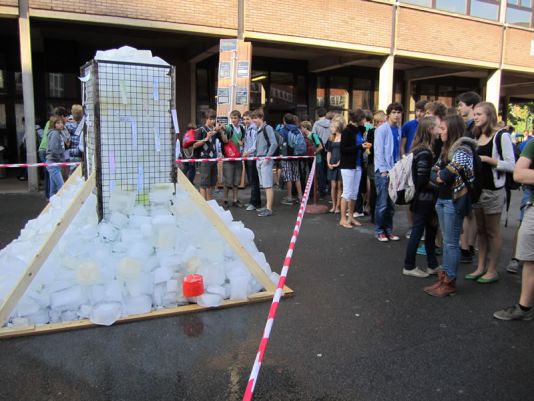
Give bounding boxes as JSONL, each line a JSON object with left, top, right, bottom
{"left": 410, "top": 147, "right": 437, "bottom": 212}
{"left": 339, "top": 124, "right": 365, "bottom": 169}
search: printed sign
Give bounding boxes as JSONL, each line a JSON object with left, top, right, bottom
{"left": 217, "top": 116, "right": 229, "bottom": 125}
{"left": 217, "top": 88, "right": 231, "bottom": 105}
{"left": 220, "top": 39, "right": 238, "bottom": 52}
{"left": 235, "top": 88, "right": 248, "bottom": 105}
{"left": 219, "top": 62, "right": 232, "bottom": 79}
{"left": 237, "top": 61, "right": 249, "bottom": 78}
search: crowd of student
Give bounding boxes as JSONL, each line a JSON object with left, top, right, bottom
{"left": 36, "top": 105, "right": 85, "bottom": 198}
{"left": 180, "top": 93, "right": 534, "bottom": 321}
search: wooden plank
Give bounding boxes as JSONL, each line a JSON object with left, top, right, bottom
{"left": 0, "top": 173, "right": 96, "bottom": 327}
{"left": 175, "top": 168, "right": 276, "bottom": 292}
{"left": 0, "top": 285, "right": 293, "bottom": 339}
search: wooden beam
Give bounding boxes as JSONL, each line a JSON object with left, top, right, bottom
{"left": 175, "top": 168, "right": 276, "bottom": 292}
{"left": 0, "top": 285, "right": 293, "bottom": 339}
{"left": 0, "top": 173, "right": 96, "bottom": 327}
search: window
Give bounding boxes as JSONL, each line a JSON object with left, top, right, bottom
{"left": 48, "top": 73, "right": 64, "bottom": 98}
{"left": 46, "top": 73, "right": 78, "bottom": 99}
{"left": 400, "top": 0, "right": 500, "bottom": 21}
{"left": 351, "top": 79, "right": 371, "bottom": 110}
{"left": 506, "top": 0, "right": 533, "bottom": 27}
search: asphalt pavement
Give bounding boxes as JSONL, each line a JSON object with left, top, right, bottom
{"left": 0, "top": 185, "right": 533, "bottom": 401}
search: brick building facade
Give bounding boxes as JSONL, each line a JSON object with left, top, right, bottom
{"left": 0, "top": 0, "right": 533, "bottom": 188}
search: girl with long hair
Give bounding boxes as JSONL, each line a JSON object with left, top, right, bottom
{"left": 465, "top": 102, "right": 515, "bottom": 283}
{"left": 403, "top": 116, "right": 440, "bottom": 278}
{"left": 424, "top": 114, "right": 476, "bottom": 297}
{"left": 326, "top": 116, "right": 344, "bottom": 214}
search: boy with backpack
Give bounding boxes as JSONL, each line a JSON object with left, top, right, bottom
{"left": 221, "top": 110, "right": 245, "bottom": 208}
{"left": 252, "top": 109, "right": 278, "bottom": 217}
{"left": 280, "top": 113, "right": 306, "bottom": 205}
{"left": 300, "top": 120, "right": 324, "bottom": 197}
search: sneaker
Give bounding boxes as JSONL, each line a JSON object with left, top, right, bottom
{"left": 506, "top": 259, "right": 521, "bottom": 274}
{"left": 281, "top": 197, "right": 296, "bottom": 205}
{"left": 403, "top": 267, "right": 429, "bottom": 278}
{"left": 256, "top": 207, "right": 266, "bottom": 213}
{"left": 245, "top": 204, "right": 256, "bottom": 211}
{"left": 353, "top": 212, "right": 365, "bottom": 218}
{"left": 257, "top": 209, "right": 273, "bottom": 217}
{"left": 426, "top": 266, "right": 441, "bottom": 275}
{"left": 387, "top": 233, "right": 400, "bottom": 241}
{"left": 416, "top": 245, "right": 426, "bottom": 256}
{"left": 376, "top": 233, "right": 389, "bottom": 242}
{"left": 493, "top": 305, "right": 533, "bottom": 321}
{"left": 405, "top": 229, "right": 412, "bottom": 239}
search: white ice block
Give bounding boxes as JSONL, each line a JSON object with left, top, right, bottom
{"left": 50, "top": 286, "right": 86, "bottom": 310}
{"left": 206, "top": 285, "right": 226, "bottom": 299}
{"left": 197, "top": 293, "right": 223, "bottom": 308}
{"left": 109, "top": 212, "right": 129, "bottom": 228}
{"left": 76, "top": 261, "right": 103, "bottom": 285}
{"left": 229, "top": 276, "right": 249, "bottom": 300}
{"left": 124, "top": 295, "right": 152, "bottom": 315}
{"left": 153, "top": 266, "right": 173, "bottom": 284}
{"left": 108, "top": 190, "right": 136, "bottom": 214}
{"left": 90, "top": 302, "right": 123, "bottom": 326}
{"left": 117, "top": 257, "right": 142, "bottom": 281}
{"left": 104, "top": 280, "right": 124, "bottom": 303}
{"left": 126, "top": 273, "right": 154, "bottom": 297}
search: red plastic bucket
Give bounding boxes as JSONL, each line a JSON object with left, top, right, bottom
{"left": 183, "top": 274, "right": 204, "bottom": 297}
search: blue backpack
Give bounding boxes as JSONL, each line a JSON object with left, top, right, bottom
{"left": 288, "top": 128, "right": 307, "bottom": 156}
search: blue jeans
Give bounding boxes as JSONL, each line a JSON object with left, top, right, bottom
{"left": 46, "top": 165, "right": 64, "bottom": 196}
{"left": 374, "top": 172, "right": 395, "bottom": 235}
{"left": 404, "top": 207, "right": 438, "bottom": 270}
{"left": 435, "top": 198, "right": 463, "bottom": 280}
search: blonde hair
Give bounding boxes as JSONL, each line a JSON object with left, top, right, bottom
{"left": 373, "top": 110, "right": 386, "bottom": 126}
{"left": 71, "top": 104, "right": 83, "bottom": 122}
{"left": 300, "top": 121, "right": 312, "bottom": 131}
{"left": 329, "top": 115, "right": 345, "bottom": 141}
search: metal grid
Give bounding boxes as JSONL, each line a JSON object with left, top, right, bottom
{"left": 82, "top": 59, "right": 175, "bottom": 220}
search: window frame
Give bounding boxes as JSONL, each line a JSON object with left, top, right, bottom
{"left": 506, "top": 0, "right": 534, "bottom": 27}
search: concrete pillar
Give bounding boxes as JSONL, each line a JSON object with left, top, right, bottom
{"left": 378, "top": 55, "right": 394, "bottom": 111}
{"left": 18, "top": 0, "right": 38, "bottom": 192}
{"left": 237, "top": 0, "right": 245, "bottom": 40}
{"left": 486, "top": 69, "right": 502, "bottom": 112}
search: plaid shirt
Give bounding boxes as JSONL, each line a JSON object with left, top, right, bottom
{"left": 65, "top": 120, "right": 82, "bottom": 159}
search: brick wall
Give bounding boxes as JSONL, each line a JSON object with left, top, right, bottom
{"left": 0, "top": 0, "right": 18, "bottom": 7}
{"left": 397, "top": 8, "right": 502, "bottom": 64}
{"left": 29, "top": 0, "right": 238, "bottom": 30}
{"left": 504, "top": 28, "right": 534, "bottom": 69}
{"left": 245, "top": 0, "right": 391, "bottom": 49}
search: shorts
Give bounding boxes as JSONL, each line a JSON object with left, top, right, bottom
{"left": 256, "top": 159, "right": 273, "bottom": 189}
{"left": 223, "top": 161, "right": 243, "bottom": 187}
{"left": 516, "top": 204, "right": 534, "bottom": 262}
{"left": 473, "top": 187, "right": 506, "bottom": 215}
{"left": 199, "top": 162, "right": 217, "bottom": 188}
{"left": 281, "top": 160, "right": 300, "bottom": 182}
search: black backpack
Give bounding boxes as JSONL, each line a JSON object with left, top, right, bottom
{"left": 459, "top": 143, "right": 482, "bottom": 204}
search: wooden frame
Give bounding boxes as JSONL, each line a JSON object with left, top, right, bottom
{"left": 0, "top": 168, "right": 292, "bottom": 339}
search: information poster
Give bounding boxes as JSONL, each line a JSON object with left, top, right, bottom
{"left": 219, "top": 62, "right": 232, "bottom": 79}
{"left": 235, "top": 88, "right": 248, "bottom": 105}
{"left": 237, "top": 61, "right": 250, "bottom": 78}
{"left": 217, "top": 88, "right": 231, "bottom": 105}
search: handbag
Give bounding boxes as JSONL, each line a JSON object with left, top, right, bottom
{"left": 223, "top": 140, "right": 240, "bottom": 158}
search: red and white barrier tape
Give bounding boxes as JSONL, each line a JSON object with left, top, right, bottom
{"left": 176, "top": 155, "right": 314, "bottom": 163}
{"left": 0, "top": 156, "right": 313, "bottom": 168}
{"left": 0, "top": 162, "right": 81, "bottom": 169}
{"left": 242, "top": 159, "right": 316, "bottom": 401}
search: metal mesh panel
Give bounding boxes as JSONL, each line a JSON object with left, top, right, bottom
{"left": 82, "top": 59, "right": 175, "bottom": 220}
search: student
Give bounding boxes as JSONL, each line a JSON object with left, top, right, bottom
{"left": 221, "top": 110, "right": 245, "bottom": 208}
{"left": 374, "top": 102, "right": 403, "bottom": 242}
{"left": 242, "top": 111, "right": 261, "bottom": 211}
{"left": 425, "top": 114, "right": 476, "bottom": 297}
{"left": 457, "top": 91, "right": 482, "bottom": 139}
{"left": 280, "top": 114, "right": 304, "bottom": 205}
{"left": 403, "top": 116, "right": 440, "bottom": 278}
{"left": 312, "top": 107, "right": 332, "bottom": 195}
{"left": 252, "top": 109, "right": 278, "bottom": 217}
{"left": 494, "top": 139, "right": 534, "bottom": 320}
{"left": 366, "top": 111, "right": 386, "bottom": 223}
{"left": 339, "top": 109, "right": 370, "bottom": 228}
{"left": 181, "top": 123, "right": 197, "bottom": 183}
{"left": 401, "top": 100, "right": 428, "bottom": 156}
{"left": 300, "top": 120, "right": 323, "bottom": 196}
{"left": 454, "top": 93, "right": 482, "bottom": 262}
{"left": 192, "top": 109, "right": 223, "bottom": 201}
{"left": 465, "top": 102, "right": 515, "bottom": 284}
{"left": 326, "top": 116, "right": 344, "bottom": 214}
{"left": 46, "top": 115, "right": 69, "bottom": 196}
